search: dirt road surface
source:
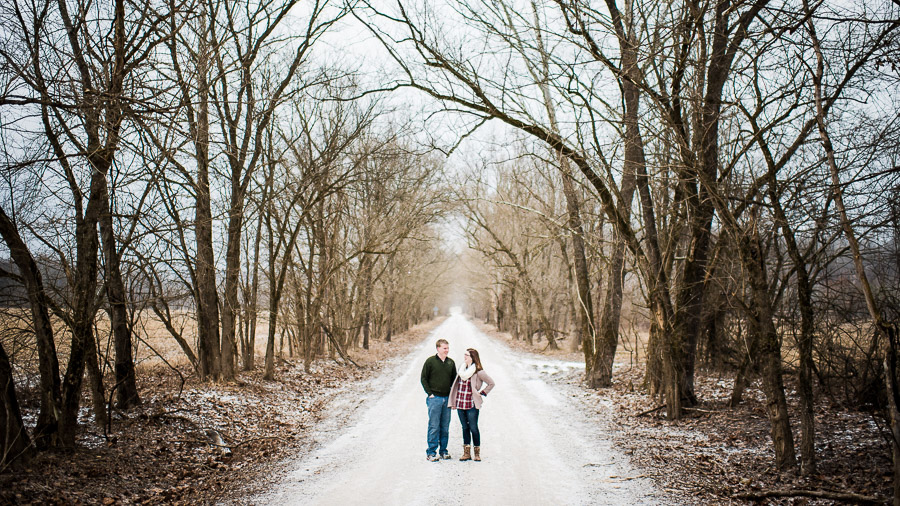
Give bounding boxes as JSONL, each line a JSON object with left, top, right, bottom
{"left": 253, "top": 314, "right": 671, "bottom": 505}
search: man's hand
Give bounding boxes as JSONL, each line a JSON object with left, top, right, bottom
{"left": 428, "top": 394, "right": 434, "bottom": 398}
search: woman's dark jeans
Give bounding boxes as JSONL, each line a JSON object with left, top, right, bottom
{"left": 457, "top": 407, "right": 480, "bottom": 446}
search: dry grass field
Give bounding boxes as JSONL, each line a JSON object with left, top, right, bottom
{"left": 2, "top": 308, "right": 305, "bottom": 379}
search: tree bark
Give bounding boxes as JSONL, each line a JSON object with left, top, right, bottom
{"left": 740, "top": 227, "right": 796, "bottom": 470}
{"left": 384, "top": 266, "right": 395, "bottom": 343}
{"left": 193, "top": 15, "right": 222, "bottom": 382}
{"left": 60, "top": 170, "right": 105, "bottom": 447}
{"left": 243, "top": 209, "right": 264, "bottom": 371}
{"left": 261, "top": 194, "right": 305, "bottom": 379}
{"left": 769, "top": 195, "right": 816, "bottom": 473}
{"left": 0, "top": 342, "right": 31, "bottom": 469}
{"left": 98, "top": 181, "right": 140, "bottom": 408}
{"left": 83, "top": 331, "right": 108, "bottom": 429}
{"left": 166, "top": 5, "right": 221, "bottom": 381}
{"left": 361, "top": 255, "right": 374, "bottom": 350}
{"left": 0, "top": 206, "right": 62, "bottom": 448}
{"left": 728, "top": 320, "right": 757, "bottom": 407}
{"left": 221, "top": 208, "right": 241, "bottom": 380}
{"left": 509, "top": 283, "right": 519, "bottom": 340}
{"left": 886, "top": 350, "right": 900, "bottom": 506}
{"left": 591, "top": 0, "right": 644, "bottom": 388}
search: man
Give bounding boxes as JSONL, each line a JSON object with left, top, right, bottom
{"left": 421, "top": 338, "right": 457, "bottom": 461}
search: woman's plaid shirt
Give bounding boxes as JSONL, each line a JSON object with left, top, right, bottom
{"left": 456, "top": 377, "right": 474, "bottom": 410}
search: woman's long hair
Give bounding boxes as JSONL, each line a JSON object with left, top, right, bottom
{"left": 468, "top": 348, "right": 484, "bottom": 372}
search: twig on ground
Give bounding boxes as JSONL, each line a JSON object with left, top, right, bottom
{"left": 683, "top": 407, "right": 720, "bottom": 415}
{"left": 637, "top": 405, "right": 666, "bottom": 417}
{"left": 602, "top": 474, "right": 650, "bottom": 483}
{"left": 159, "top": 406, "right": 201, "bottom": 416}
{"left": 232, "top": 435, "right": 290, "bottom": 448}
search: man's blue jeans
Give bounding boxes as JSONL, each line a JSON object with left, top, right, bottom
{"left": 426, "top": 395, "right": 451, "bottom": 456}
{"left": 457, "top": 407, "right": 480, "bottom": 446}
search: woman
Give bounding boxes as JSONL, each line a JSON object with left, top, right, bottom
{"left": 448, "top": 348, "right": 496, "bottom": 461}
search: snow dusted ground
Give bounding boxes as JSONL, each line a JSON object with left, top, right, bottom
{"left": 252, "top": 314, "right": 673, "bottom": 505}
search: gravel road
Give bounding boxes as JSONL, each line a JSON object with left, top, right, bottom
{"left": 254, "top": 313, "right": 671, "bottom": 505}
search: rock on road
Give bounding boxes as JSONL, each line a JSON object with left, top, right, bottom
{"left": 254, "top": 314, "right": 669, "bottom": 505}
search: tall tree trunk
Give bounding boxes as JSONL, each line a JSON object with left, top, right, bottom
{"left": 593, "top": 0, "right": 647, "bottom": 387}
{"left": 592, "top": 44, "right": 639, "bottom": 387}
{"left": 524, "top": 298, "right": 534, "bottom": 346}
{"left": 221, "top": 206, "right": 242, "bottom": 380}
{"left": 0, "top": 342, "right": 31, "bottom": 469}
{"left": 361, "top": 255, "right": 374, "bottom": 350}
{"left": 740, "top": 226, "right": 796, "bottom": 470}
{"left": 263, "top": 215, "right": 279, "bottom": 381}
{"left": 530, "top": 1, "right": 594, "bottom": 371}
{"left": 262, "top": 206, "right": 301, "bottom": 379}
{"left": 886, "top": 349, "right": 900, "bottom": 506}
{"left": 753, "top": 296, "right": 797, "bottom": 470}
{"left": 0, "top": 207, "right": 62, "bottom": 448}
{"left": 674, "top": 0, "right": 771, "bottom": 414}
{"left": 98, "top": 181, "right": 140, "bottom": 408}
{"left": 795, "top": 278, "right": 817, "bottom": 475}
{"left": 166, "top": 5, "right": 219, "bottom": 380}
{"left": 213, "top": 0, "right": 327, "bottom": 382}
{"left": 495, "top": 285, "right": 505, "bottom": 329}
{"left": 194, "top": 21, "right": 221, "bottom": 381}
{"left": 83, "top": 332, "right": 108, "bottom": 429}
{"left": 60, "top": 172, "right": 106, "bottom": 447}
{"left": 769, "top": 194, "right": 816, "bottom": 473}
{"left": 578, "top": 0, "right": 641, "bottom": 391}
{"left": 508, "top": 283, "right": 519, "bottom": 340}
{"left": 302, "top": 228, "right": 317, "bottom": 373}
{"left": 634, "top": 144, "right": 676, "bottom": 412}
{"left": 244, "top": 211, "right": 263, "bottom": 371}
{"left": 384, "top": 273, "right": 395, "bottom": 342}
{"left": 52, "top": 0, "right": 133, "bottom": 446}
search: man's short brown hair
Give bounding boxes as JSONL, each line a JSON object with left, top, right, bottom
{"left": 435, "top": 339, "right": 449, "bottom": 348}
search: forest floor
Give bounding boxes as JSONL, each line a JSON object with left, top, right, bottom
{"left": 0, "top": 318, "right": 444, "bottom": 505}
{"left": 491, "top": 323, "right": 893, "bottom": 505}
{"left": 1, "top": 315, "right": 892, "bottom": 505}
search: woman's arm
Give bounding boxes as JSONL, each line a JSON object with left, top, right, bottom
{"left": 448, "top": 377, "right": 460, "bottom": 408}
{"left": 477, "top": 370, "right": 496, "bottom": 395}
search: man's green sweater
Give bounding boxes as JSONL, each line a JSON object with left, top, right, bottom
{"left": 421, "top": 355, "right": 457, "bottom": 397}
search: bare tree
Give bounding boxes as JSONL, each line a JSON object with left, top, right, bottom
{"left": 0, "top": 0, "right": 172, "bottom": 444}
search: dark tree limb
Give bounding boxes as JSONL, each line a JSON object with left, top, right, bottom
{"left": 637, "top": 405, "right": 666, "bottom": 417}
{"left": 320, "top": 324, "right": 361, "bottom": 369}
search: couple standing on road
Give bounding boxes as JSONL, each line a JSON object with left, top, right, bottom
{"left": 420, "top": 339, "right": 496, "bottom": 463}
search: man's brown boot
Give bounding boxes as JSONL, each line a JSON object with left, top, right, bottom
{"left": 459, "top": 445, "right": 471, "bottom": 461}
{"left": 473, "top": 446, "right": 481, "bottom": 461}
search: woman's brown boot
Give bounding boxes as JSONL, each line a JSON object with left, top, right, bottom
{"left": 459, "top": 445, "right": 471, "bottom": 461}
{"left": 473, "top": 446, "right": 481, "bottom": 461}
